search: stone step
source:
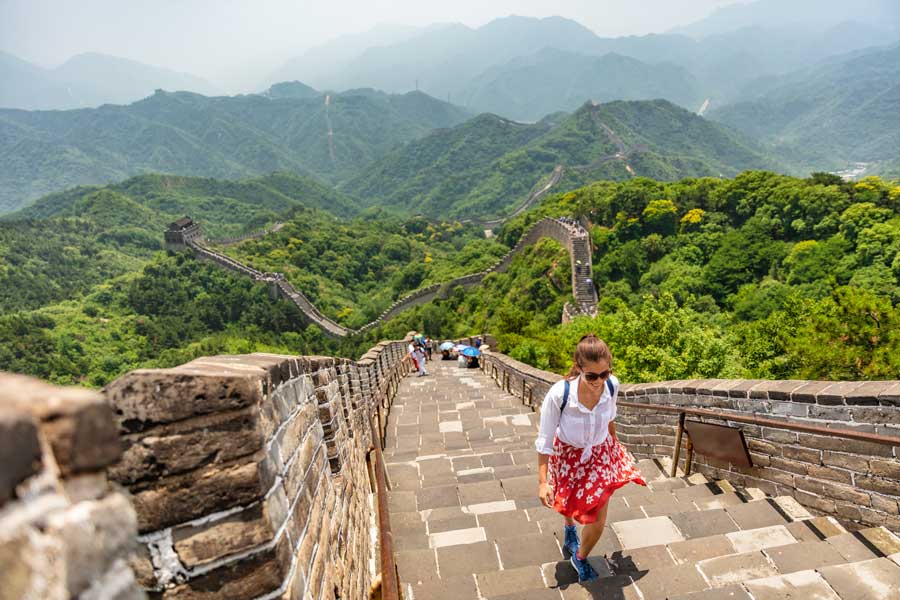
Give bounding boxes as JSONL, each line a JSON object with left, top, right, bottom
{"left": 548, "top": 524, "right": 894, "bottom": 599}
{"left": 386, "top": 359, "right": 898, "bottom": 600}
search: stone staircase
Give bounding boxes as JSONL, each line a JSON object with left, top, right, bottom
{"left": 384, "top": 361, "right": 900, "bottom": 599}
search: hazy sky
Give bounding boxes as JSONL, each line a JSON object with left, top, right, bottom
{"left": 1, "top": 0, "right": 743, "bottom": 89}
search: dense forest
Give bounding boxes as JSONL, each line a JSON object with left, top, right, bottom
{"left": 368, "top": 172, "right": 900, "bottom": 382}
{"left": 346, "top": 99, "right": 781, "bottom": 219}
{"left": 3, "top": 169, "right": 900, "bottom": 387}
{"left": 0, "top": 88, "right": 469, "bottom": 213}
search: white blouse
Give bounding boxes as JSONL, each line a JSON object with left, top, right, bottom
{"left": 534, "top": 375, "right": 619, "bottom": 463}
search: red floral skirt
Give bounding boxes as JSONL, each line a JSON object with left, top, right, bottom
{"left": 549, "top": 435, "right": 647, "bottom": 524}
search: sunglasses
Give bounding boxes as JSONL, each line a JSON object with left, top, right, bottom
{"left": 582, "top": 369, "right": 610, "bottom": 382}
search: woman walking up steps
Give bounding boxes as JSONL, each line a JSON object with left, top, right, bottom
{"left": 535, "top": 334, "right": 646, "bottom": 582}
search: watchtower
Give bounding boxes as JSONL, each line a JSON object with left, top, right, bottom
{"left": 164, "top": 216, "right": 203, "bottom": 251}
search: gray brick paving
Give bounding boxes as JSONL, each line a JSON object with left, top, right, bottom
{"left": 385, "top": 360, "right": 898, "bottom": 599}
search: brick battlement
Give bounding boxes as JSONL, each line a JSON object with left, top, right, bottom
{"left": 3, "top": 337, "right": 900, "bottom": 598}
{"left": 167, "top": 216, "right": 598, "bottom": 338}
{"left": 476, "top": 345, "right": 900, "bottom": 533}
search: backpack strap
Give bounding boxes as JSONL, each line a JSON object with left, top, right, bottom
{"left": 560, "top": 377, "right": 615, "bottom": 414}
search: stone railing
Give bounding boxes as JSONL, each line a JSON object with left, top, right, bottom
{"left": 478, "top": 347, "right": 900, "bottom": 533}
{"left": 1, "top": 336, "right": 413, "bottom": 599}
{"left": 174, "top": 216, "right": 599, "bottom": 338}
{"left": 0, "top": 373, "right": 145, "bottom": 599}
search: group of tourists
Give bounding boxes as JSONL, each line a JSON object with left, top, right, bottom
{"left": 402, "top": 331, "right": 432, "bottom": 377}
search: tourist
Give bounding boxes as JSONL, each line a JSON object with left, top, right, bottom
{"left": 534, "top": 335, "right": 646, "bottom": 582}
{"left": 412, "top": 340, "right": 427, "bottom": 377}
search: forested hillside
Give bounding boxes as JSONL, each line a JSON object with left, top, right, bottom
{"left": 0, "top": 88, "right": 469, "bottom": 213}
{"left": 0, "top": 172, "right": 358, "bottom": 314}
{"left": 347, "top": 99, "right": 782, "bottom": 219}
{"left": 710, "top": 44, "right": 900, "bottom": 171}
{"left": 4, "top": 170, "right": 900, "bottom": 387}
{"left": 0, "top": 201, "right": 507, "bottom": 385}
{"left": 459, "top": 50, "right": 703, "bottom": 121}
{"left": 500, "top": 173, "right": 900, "bottom": 381}
{"left": 218, "top": 212, "right": 508, "bottom": 328}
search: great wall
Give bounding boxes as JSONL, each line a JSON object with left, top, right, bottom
{"left": 4, "top": 332, "right": 900, "bottom": 599}
{"left": 164, "top": 216, "right": 599, "bottom": 338}
{"left": 4, "top": 216, "right": 900, "bottom": 600}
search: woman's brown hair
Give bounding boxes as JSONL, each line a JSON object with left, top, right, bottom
{"left": 565, "top": 334, "right": 612, "bottom": 380}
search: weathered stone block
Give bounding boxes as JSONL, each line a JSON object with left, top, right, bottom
{"left": 807, "top": 464, "right": 854, "bottom": 484}
{"left": 173, "top": 487, "right": 287, "bottom": 567}
{"left": 797, "top": 433, "right": 894, "bottom": 457}
{"left": 110, "top": 408, "right": 262, "bottom": 485}
{"left": 130, "top": 460, "right": 269, "bottom": 532}
{"left": 161, "top": 534, "right": 292, "bottom": 599}
{"left": 0, "top": 374, "right": 121, "bottom": 476}
{"left": 871, "top": 494, "right": 900, "bottom": 515}
{"left": 0, "top": 524, "right": 65, "bottom": 600}
{"left": 822, "top": 450, "right": 870, "bottom": 472}
{"left": 104, "top": 368, "right": 264, "bottom": 429}
{"left": 869, "top": 458, "right": 900, "bottom": 480}
{"left": 0, "top": 407, "right": 42, "bottom": 504}
{"left": 856, "top": 475, "right": 900, "bottom": 496}
{"left": 820, "top": 481, "right": 872, "bottom": 506}
{"left": 815, "top": 382, "right": 859, "bottom": 405}
{"left": 783, "top": 445, "right": 822, "bottom": 464}
{"left": 45, "top": 492, "right": 138, "bottom": 596}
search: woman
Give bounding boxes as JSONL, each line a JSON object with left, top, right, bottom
{"left": 535, "top": 335, "right": 646, "bottom": 582}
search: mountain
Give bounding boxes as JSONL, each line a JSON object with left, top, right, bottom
{"left": 0, "top": 52, "right": 218, "bottom": 110}
{"left": 672, "top": 0, "right": 900, "bottom": 39}
{"left": 709, "top": 44, "right": 900, "bottom": 168}
{"left": 342, "top": 113, "right": 552, "bottom": 216}
{"left": 460, "top": 49, "right": 704, "bottom": 121}
{"left": 345, "top": 100, "right": 782, "bottom": 219}
{"left": 282, "top": 15, "right": 893, "bottom": 116}
{"left": 0, "top": 88, "right": 470, "bottom": 214}
{"left": 264, "top": 23, "right": 423, "bottom": 90}
{"left": 307, "top": 16, "right": 603, "bottom": 98}
{"left": 9, "top": 171, "right": 359, "bottom": 231}
{"left": 263, "top": 81, "right": 321, "bottom": 100}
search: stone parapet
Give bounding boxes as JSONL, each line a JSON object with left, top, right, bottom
{"left": 0, "top": 373, "right": 145, "bottom": 600}
{"left": 178, "top": 216, "right": 598, "bottom": 338}
{"left": 100, "top": 336, "right": 411, "bottom": 599}
{"left": 478, "top": 347, "right": 900, "bottom": 533}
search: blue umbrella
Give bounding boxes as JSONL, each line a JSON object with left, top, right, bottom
{"left": 439, "top": 341, "right": 455, "bottom": 351}
{"left": 461, "top": 346, "right": 481, "bottom": 358}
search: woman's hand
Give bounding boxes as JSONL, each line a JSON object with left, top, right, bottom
{"left": 538, "top": 482, "right": 554, "bottom": 508}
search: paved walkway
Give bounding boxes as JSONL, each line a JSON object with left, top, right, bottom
{"left": 384, "top": 360, "right": 900, "bottom": 600}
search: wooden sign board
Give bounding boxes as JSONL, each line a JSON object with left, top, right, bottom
{"left": 684, "top": 420, "right": 753, "bottom": 468}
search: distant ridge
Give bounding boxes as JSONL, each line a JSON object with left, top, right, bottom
{"left": 0, "top": 88, "right": 470, "bottom": 214}
{"left": 0, "top": 51, "right": 218, "bottom": 110}
{"left": 344, "top": 99, "right": 781, "bottom": 219}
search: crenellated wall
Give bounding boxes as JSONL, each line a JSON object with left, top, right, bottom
{"left": 0, "top": 373, "right": 146, "bottom": 600}
{"left": 101, "top": 338, "right": 411, "bottom": 599}
{"left": 1, "top": 334, "right": 412, "bottom": 599}
{"left": 477, "top": 346, "right": 900, "bottom": 534}
{"left": 167, "top": 217, "right": 598, "bottom": 338}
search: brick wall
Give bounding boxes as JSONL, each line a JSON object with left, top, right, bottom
{"left": 102, "top": 338, "right": 411, "bottom": 599}
{"left": 478, "top": 348, "right": 900, "bottom": 533}
{"left": 0, "top": 373, "right": 145, "bottom": 599}
{"left": 1, "top": 334, "right": 411, "bottom": 599}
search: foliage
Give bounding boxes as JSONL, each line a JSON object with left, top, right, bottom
{"left": 345, "top": 100, "right": 784, "bottom": 220}
{"left": 222, "top": 210, "right": 508, "bottom": 328}
{"left": 0, "top": 254, "right": 346, "bottom": 387}
{"left": 485, "top": 171, "right": 900, "bottom": 380}
{"left": 0, "top": 89, "right": 470, "bottom": 213}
